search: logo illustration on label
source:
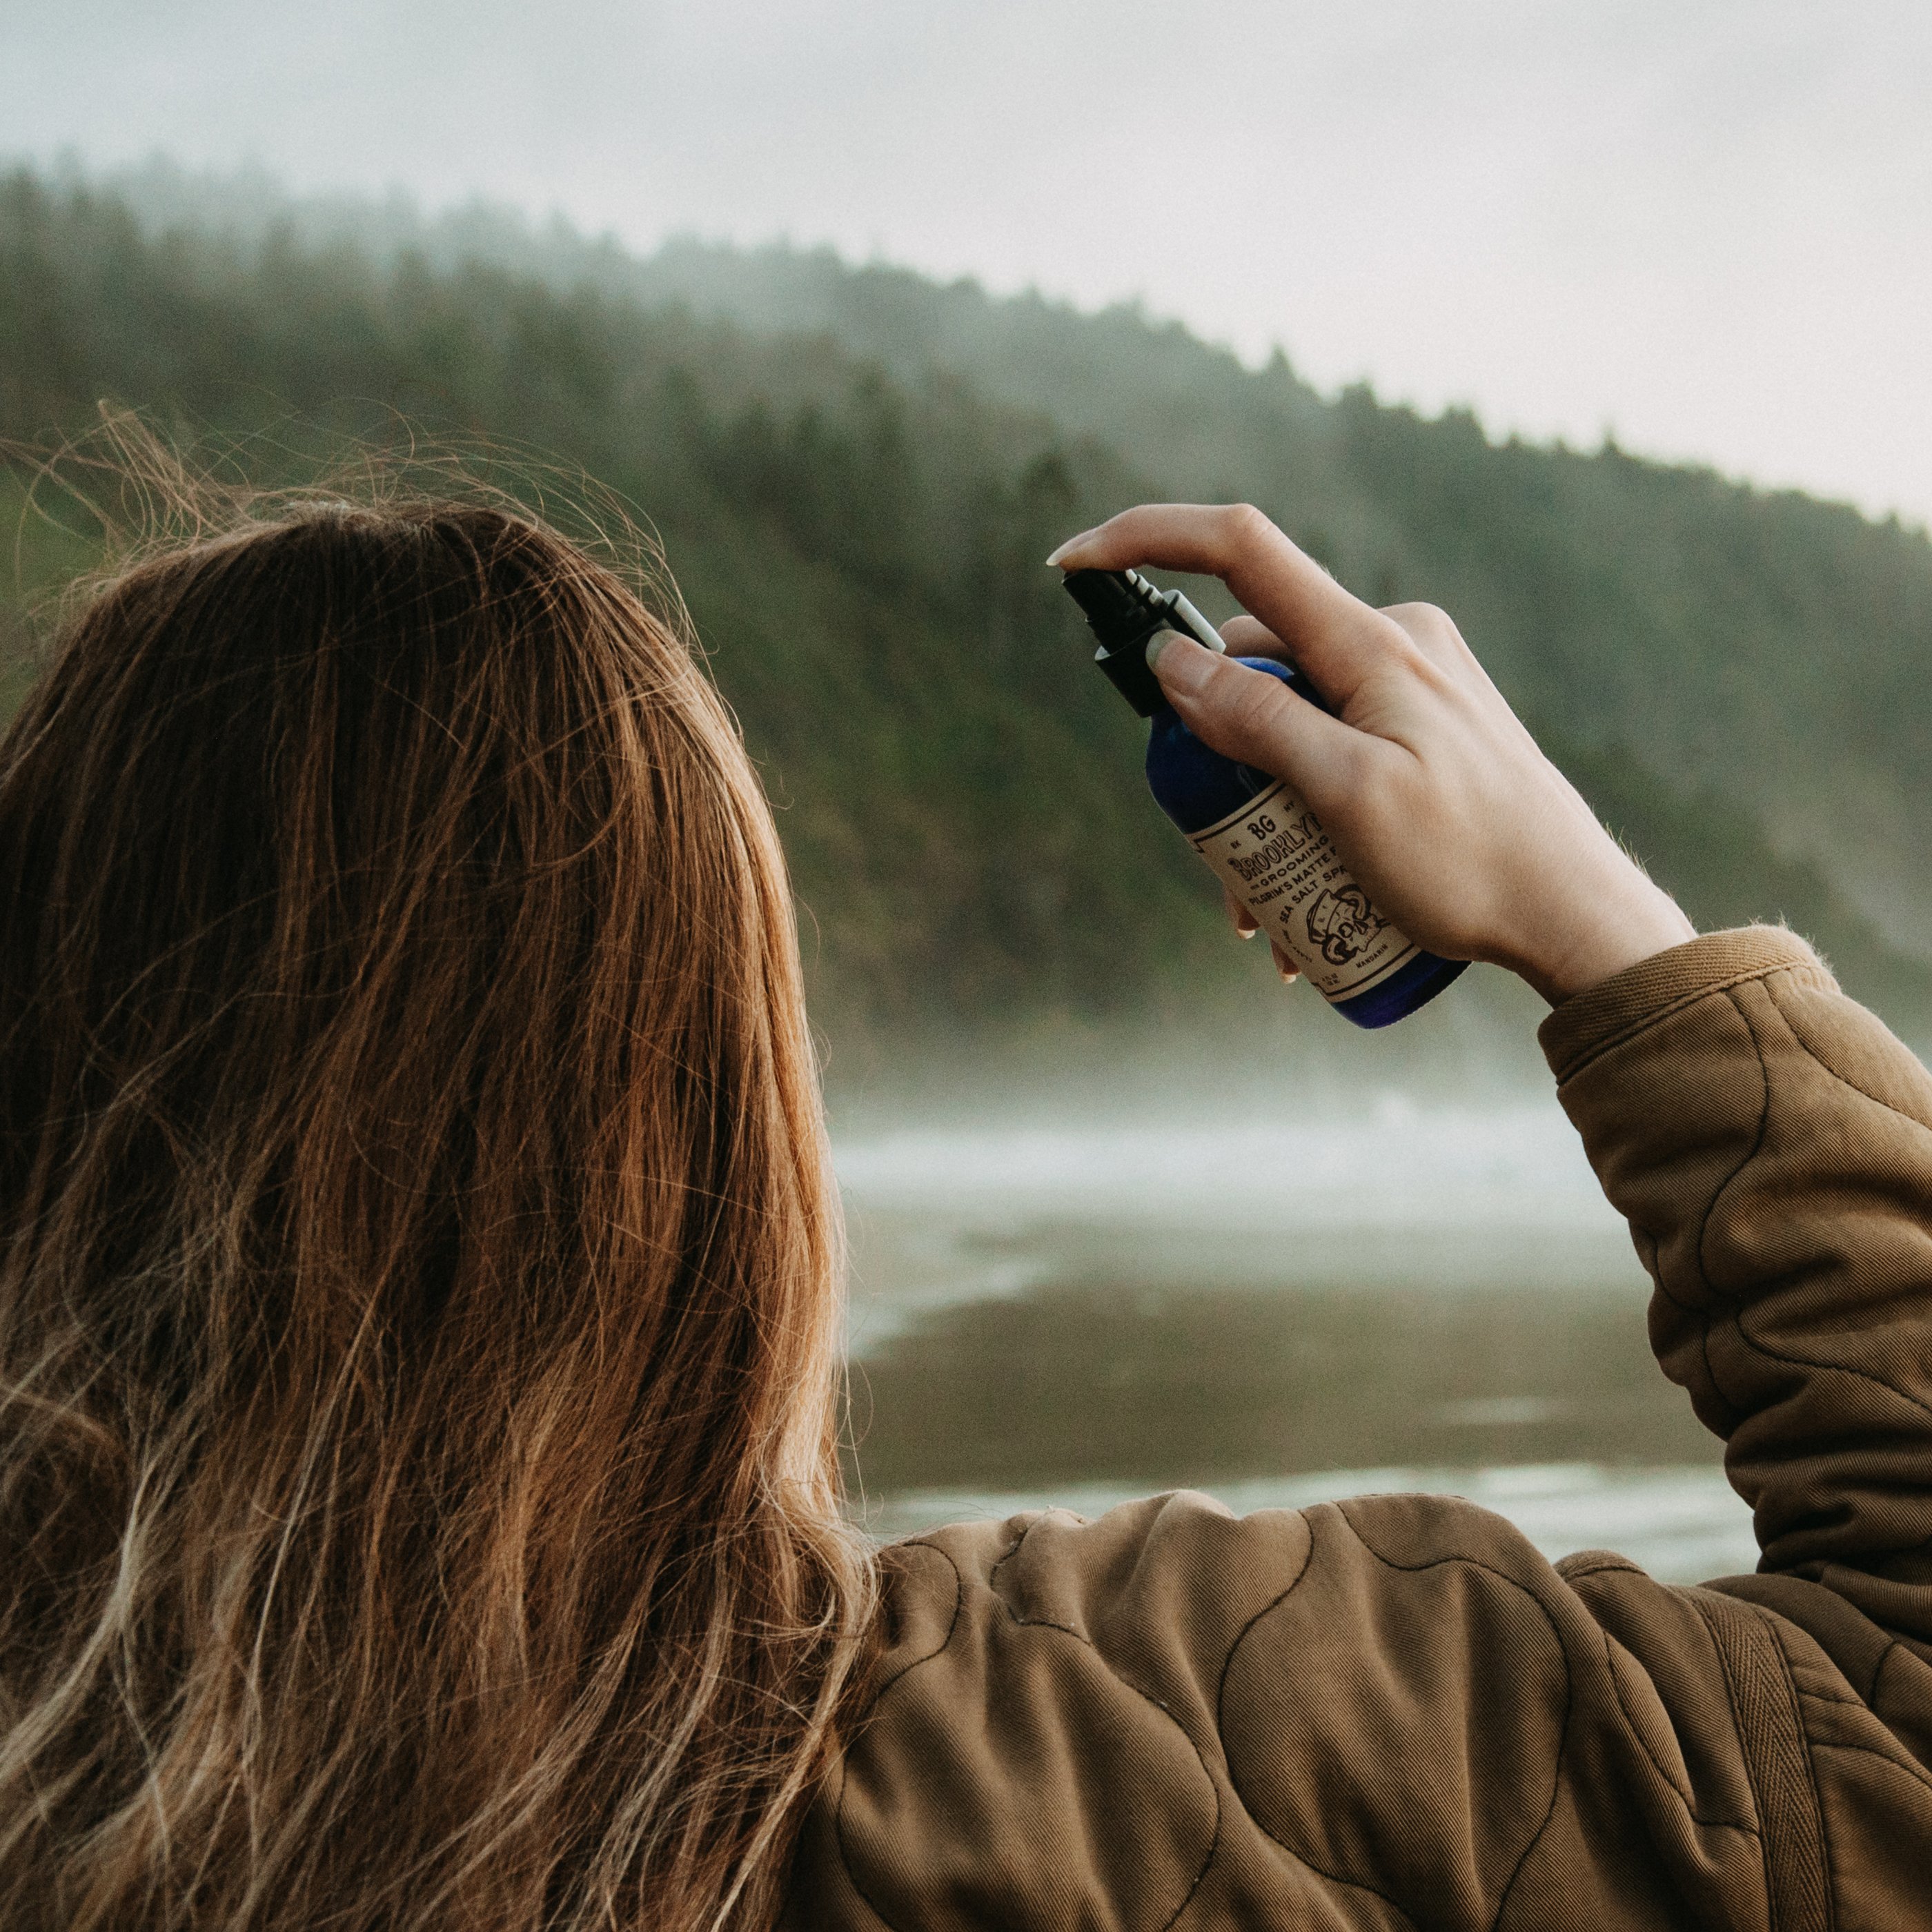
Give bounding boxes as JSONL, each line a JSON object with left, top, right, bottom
{"left": 1305, "top": 885, "right": 1383, "bottom": 965}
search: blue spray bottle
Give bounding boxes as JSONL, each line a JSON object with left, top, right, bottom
{"left": 1063, "top": 567, "right": 1466, "bottom": 1029}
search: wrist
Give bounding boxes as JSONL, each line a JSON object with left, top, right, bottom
{"left": 1512, "top": 875, "right": 1697, "bottom": 1007}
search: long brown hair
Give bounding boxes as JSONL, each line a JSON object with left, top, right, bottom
{"left": 0, "top": 463, "right": 875, "bottom": 1931}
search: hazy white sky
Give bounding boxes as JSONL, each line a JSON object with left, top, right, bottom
{"left": 10, "top": 0, "right": 1931, "bottom": 526}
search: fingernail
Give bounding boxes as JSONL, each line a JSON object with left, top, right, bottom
{"left": 1145, "top": 629, "right": 1212, "bottom": 694}
{"left": 1045, "top": 529, "right": 1094, "bottom": 568}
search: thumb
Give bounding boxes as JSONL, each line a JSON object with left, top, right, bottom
{"left": 1148, "top": 633, "right": 1362, "bottom": 806}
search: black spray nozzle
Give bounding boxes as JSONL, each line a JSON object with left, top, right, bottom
{"left": 1061, "top": 567, "right": 1225, "bottom": 717}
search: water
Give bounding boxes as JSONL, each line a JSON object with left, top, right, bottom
{"left": 835, "top": 1096, "right": 1759, "bottom": 1584}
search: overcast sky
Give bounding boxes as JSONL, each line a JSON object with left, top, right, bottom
{"left": 10, "top": 0, "right": 1931, "bottom": 526}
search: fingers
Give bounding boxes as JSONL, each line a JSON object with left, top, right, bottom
{"left": 1149, "top": 633, "right": 1366, "bottom": 807}
{"left": 1049, "top": 502, "right": 1394, "bottom": 701}
{"left": 1379, "top": 600, "right": 1477, "bottom": 675}
{"left": 1223, "top": 886, "right": 1295, "bottom": 980}
{"left": 1220, "top": 613, "right": 1290, "bottom": 662}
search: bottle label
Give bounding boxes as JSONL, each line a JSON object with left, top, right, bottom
{"left": 1189, "top": 780, "right": 1421, "bottom": 1002}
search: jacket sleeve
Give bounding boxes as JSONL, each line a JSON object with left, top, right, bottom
{"left": 1541, "top": 926, "right": 1932, "bottom": 1622}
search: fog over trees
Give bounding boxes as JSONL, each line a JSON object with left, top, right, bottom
{"left": 6, "top": 162, "right": 1931, "bottom": 1069}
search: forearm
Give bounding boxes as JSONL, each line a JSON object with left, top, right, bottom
{"left": 1544, "top": 927, "right": 1932, "bottom": 1609}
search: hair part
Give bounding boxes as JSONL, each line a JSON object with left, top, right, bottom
{"left": 0, "top": 450, "right": 875, "bottom": 1931}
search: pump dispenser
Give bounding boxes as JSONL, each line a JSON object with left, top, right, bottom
{"left": 1063, "top": 566, "right": 1466, "bottom": 1029}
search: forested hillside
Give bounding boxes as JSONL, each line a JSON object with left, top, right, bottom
{"left": 6, "top": 164, "right": 1932, "bottom": 1066}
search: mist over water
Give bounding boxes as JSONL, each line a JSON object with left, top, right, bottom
{"left": 836, "top": 1092, "right": 1616, "bottom": 1236}
{"left": 834, "top": 1094, "right": 1759, "bottom": 1583}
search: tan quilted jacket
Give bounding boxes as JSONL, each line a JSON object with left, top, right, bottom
{"left": 785, "top": 928, "right": 1932, "bottom": 1931}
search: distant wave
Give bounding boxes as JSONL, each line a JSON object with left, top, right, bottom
{"left": 835, "top": 1096, "right": 1621, "bottom": 1234}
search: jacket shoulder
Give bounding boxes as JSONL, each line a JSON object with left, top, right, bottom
{"left": 784, "top": 1490, "right": 1628, "bottom": 1931}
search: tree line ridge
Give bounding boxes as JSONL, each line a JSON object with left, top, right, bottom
{"left": 4, "top": 162, "right": 1929, "bottom": 1064}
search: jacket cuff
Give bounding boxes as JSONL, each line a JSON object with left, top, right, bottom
{"left": 1537, "top": 926, "right": 1833, "bottom": 1085}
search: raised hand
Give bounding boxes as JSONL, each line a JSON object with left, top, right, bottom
{"left": 1050, "top": 504, "right": 1694, "bottom": 1005}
